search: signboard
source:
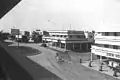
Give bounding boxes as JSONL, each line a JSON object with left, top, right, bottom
{"left": 92, "top": 48, "right": 120, "bottom": 59}
{"left": 11, "top": 29, "right": 20, "bottom": 35}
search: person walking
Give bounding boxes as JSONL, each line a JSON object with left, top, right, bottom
{"left": 80, "top": 58, "right": 82, "bottom": 63}
{"left": 113, "top": 68, "right": 118, "bottom": 77}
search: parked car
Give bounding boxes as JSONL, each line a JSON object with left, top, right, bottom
{"left": 41, "top": 43, "right": 47, "bottom": 47}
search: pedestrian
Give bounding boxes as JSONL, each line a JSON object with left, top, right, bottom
{"left": 80, "top": 58, "right": 82, "bottom": 63}
{"left": 113, "top": 68, "right": 118, "bottom": 77}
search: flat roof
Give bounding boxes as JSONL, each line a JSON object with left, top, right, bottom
{"left": 48, "top": 30, "right": 84, "bottom": 34}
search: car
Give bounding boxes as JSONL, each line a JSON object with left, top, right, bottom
{"left": 41, "top": 43, "right": 47, "bottom": 47}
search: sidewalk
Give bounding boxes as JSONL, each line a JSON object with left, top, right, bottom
{"left": 82, "top": 60, "right": 120, "bottom": 79}
{"left": 48, "top": 46, "right": 120, "bottom": 80}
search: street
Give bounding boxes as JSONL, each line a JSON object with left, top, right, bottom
{"left": 19, "top": 43, "right": 118, "bottom": 80}
{"left": 2, "top": 40, "right": 119, "bottom": 80}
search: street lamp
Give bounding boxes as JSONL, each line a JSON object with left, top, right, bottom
{"left": 88, "top": 53, "right": 92, "bottom": 67}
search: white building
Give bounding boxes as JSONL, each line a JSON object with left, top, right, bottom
{"left": 43, "top": 30, "right": 94, "bottom": 52}
{"left": 91, "top": 25, "right": 120, "bottom": 67}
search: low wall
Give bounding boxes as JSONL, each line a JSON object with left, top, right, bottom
{"left": 0, "top": 45, "right": 33, "bottom": 80}
{"left": 0, "top": 41, "right": 61, "bottom": 80}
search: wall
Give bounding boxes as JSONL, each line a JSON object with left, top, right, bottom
{"left": 0, "top": 46, "right": 33, "bottom": 80}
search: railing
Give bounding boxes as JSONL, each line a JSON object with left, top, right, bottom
{"left": 42, "top": 36, "right": 67, "bottom": 40}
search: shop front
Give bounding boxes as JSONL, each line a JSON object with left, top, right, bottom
{"left": 91, "top": 45, "right": 120, "bottom": 76}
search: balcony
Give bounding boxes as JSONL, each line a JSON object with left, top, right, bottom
{"left": 95, "top": 35, "right": 120, "bottom": 46}
{"left": 91, "top": 45, "right": 120, "bottom": 59}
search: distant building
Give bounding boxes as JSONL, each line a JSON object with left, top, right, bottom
{"left": 84, "top": 31, "right": 94, "bottom": 43}
{"left": 35, "top": 29, "right": 42, "bottom": 35}
{"left": 11, "top": 28, "right": 20, "bottom": 36}
{"left": 43, "top": 30, "right": 94, "bottom": 52}
{"left": 24, "top": 31, "right": 30, "bottom": 37}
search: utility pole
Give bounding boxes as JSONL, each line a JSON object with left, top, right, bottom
{"left": 18, "top": 34, "right": 19, "bottom": 48}
{"left": 17, "top": 30, "right": 19, "bottom": 48}
{"left": 69, "top": 24, "right": 71, "bottom": 30}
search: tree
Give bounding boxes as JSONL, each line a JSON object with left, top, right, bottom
{"left": 92, "top": 30, "right": 95, "bottom": 33}
{"left": 43, "top": 31, "right": 49, "bottom": 36}
{"left": 32, "top": 31, "right": 42, "bottom": 43}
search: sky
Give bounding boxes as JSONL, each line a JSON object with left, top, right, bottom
{"left": 0, "top": 0, "right": 120, "bottom": 32}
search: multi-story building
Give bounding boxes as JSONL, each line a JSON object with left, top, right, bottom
{"left": 43, "top": 30, "right": 94, "bottom": 52}
{"left": 91, "top": 30, "right": 120, "bottom": 67}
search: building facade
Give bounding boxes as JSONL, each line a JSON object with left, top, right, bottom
{"left": 91, "top": 31, "right": 120, "bottom": 67}
{"left": 43, "top": 30, "right": 94, "bottom": 52}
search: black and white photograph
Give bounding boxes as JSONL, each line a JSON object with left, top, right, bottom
{"left": 0, "top": 0, "right": 120, "bottom": 80}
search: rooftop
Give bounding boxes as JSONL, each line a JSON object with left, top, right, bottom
{"left": 47, "top": 30, "right": 85, "bottom": 34}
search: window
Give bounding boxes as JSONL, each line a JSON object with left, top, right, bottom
{"left": 89, "top": 36, "right": 93, "bottom": 39}
{"left": 113, "top": 45, "right": 118, "bottom": 49}
{"left": 77, "top": 35, "right": 80, "bottom": 38}
{"left": 114, "top": 32, "right": 117, "bottom": 36}
{"left": 69, "top": 35, "right": 72, "bottom": 38}
{"left": 105, "top": 32, "right": 109, "bottom": 36}
{"left": 116, "top": 32, "right": 120, "bottom": 36}
{"left": 64, "top": 35, "right": 67, "bottom": 37}
{"left": 60, "top": 35, "right": 63, "bottom": 37}
{"left": 52, "top": 35, "right": 55, "bottom": 37}
{"left": 94, "top": 44, "right": 120, "bottom": 49}
{"left": 81, "top": 35, "right": 85, "bottom": 38}
{"left": 102, "top": 32, "right": 105, "bottom": 36}
{"left": 104, "top": 45, "right": 109, "bottom": 48}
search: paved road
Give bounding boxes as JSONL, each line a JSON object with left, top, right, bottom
{"left": 48, "top": 47, "right": 98, "bottom": 63}
{"left": 19, "top": 43, "right": 119, "bottom": 80}
{"left": 3, "top": 40, "right": 119, "bottom": 80}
